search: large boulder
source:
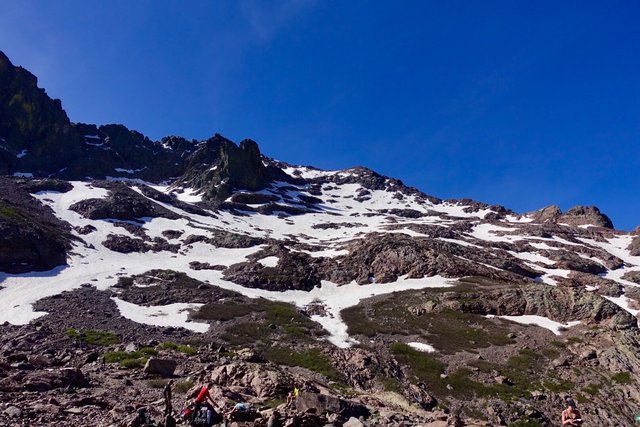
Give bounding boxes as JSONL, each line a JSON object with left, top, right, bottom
{"left": 209, "top": 363, "right": 292, "bottom": 398}
{"left": 295, "top": 392, "right": 370, "bottom": 419}
{"left": 143, "top": 358, "right": 176, "bottom": 377}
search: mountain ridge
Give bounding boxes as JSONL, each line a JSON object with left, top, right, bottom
{"left": 1, "top": 50, "right": 640, "bottom": 426}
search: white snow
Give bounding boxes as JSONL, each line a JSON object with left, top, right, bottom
{"left": 12, "top": 172, "right": 33, "bottom": 177}
{"left": 16, "top": 149, "right": 28, "bottom": 158}
{"left": 486, "top": 314, "right": 581, "bottom": 335}
{"left": 257, "top": 256, "right": 279, "bottom": 267}
{"left": 172, "top": 187, "right": 203, "bottom": 203}
{"left": 112, "top": 298, "right": 209, "bottom": 333}
{"left": 407, "top": 342, "right": 436, "bottom": 352}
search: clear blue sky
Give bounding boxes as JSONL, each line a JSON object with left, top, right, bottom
{"left": 1, "top": 1, "right": 639, "bottom": 229}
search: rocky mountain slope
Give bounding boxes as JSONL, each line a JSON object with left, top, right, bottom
{"left": 1, "top": 50, "right": 640, "bottom": 426}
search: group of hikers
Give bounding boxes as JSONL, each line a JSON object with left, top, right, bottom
{"left": 150, "top": 380, "right": 298, "bottom": 427}
{"left": 132, "top": 379, "right": 584, "bottom": 426}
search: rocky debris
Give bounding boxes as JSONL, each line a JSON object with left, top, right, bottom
{"left": 143, "top": 357, "right": 176, "bottom": 377}
{"left": 69, "top": 182, "right": 181, "bottom": 221}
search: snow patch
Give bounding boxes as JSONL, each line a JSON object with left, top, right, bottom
{"left": 486, "top": 315, "right": 581, "bottom": 335}
{"left": 112, "top": 298, "right": 209, "bottom": 333}
{"left": 407, "top": 342, "right": 436, "bottom": 352}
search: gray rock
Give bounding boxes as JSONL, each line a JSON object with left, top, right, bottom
{"left": 143, "top": 357, "right": 176, "bottom": 377}
{"left": 4, "top": 406, "right": 22, "bottom": 418}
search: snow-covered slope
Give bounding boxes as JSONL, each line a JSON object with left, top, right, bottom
{"left": 1, "top": 167, "right": 638, "bottom": 348}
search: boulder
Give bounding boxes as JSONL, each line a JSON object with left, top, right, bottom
{"left": 295, "top": 392, "right": 370, "bottom": 419}
{"left": 143, "top": 357, "right": 176, "bottom": 377}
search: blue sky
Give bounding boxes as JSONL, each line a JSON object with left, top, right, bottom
{"left": 1, "top": 1, "right": 639, "bottom": 229}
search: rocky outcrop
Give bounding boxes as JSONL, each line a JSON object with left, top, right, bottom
{"left": 69, "top": 182, "right": 180, "bottom": 221}
{"left": 530, "top": 205, "right": 614, "bottom": 228}
{"left": 0, "top": 177, "right": 74, "bottom": 273}
{"left": 628, "top": 236, "right": 640, "bottom": 256}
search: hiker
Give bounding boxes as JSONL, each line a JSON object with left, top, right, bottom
{"left": 562, "top": 398, "right": 583, "bottom": 426}
{"left": 225, "top": 401, "right": 251, "bottom": 421}
{"left": 163, "top": 379, "right": 174, "bottom": 416}
{"left": 286, "top": 386, "right": 299, "bottom": 408}
{"left": 193, "top": 382, "right": 216, "bottom": 410}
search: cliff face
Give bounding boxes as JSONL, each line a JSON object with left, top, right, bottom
{"left": 0, "top": 51, "right": 83, "bottom": 176}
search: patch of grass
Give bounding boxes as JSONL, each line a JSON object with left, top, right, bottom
{"left": 222, "top": 322, "right": 270, "bottom": 346}
{"left": 103, "top": 347, "right": 156, "bottom": 369}
{"left": 160, "top": 342, "right": 197, "bottom": 356}
{"left": 342, "top": 293, "right": 514, "bottom": 354}
{"left": 566, "top": 336, "right": 583, "bottom": 344}
{"left": 193, "top": 299, "right": 258, "bottom": 321}
{"left": 221, "top": 300, "right": 323, "bottom": 346}
{"left": 581, "top": 383, "right": 601, "bottom": 396}
{"left": 611, "top": 372, "right": 632, "bottom": 384}
{"left": 264, "top": 346, "right": 342, "bottom": 381}
{"left": 390, "top": 342, "right": 445, "bottom": 389}
{"left": 0, "top": 203, "right": 23, "bottom": 221}
{"left": 543, "top": 379, "right": 575, "bottom": 393}
{"left": 174, "top": 380, "right": 194, "bottom": 394}
{"left": 551, "top": 340, "right": 566, "bottom": 348}
{"left": 66, "top": 328, "right": 119, "bottom": 346}
{"left": 120, "top": 358, "right": 147, "bottom": 369}
{"left": 575, "top": 392, "right": 589, "bottom": 404}
{"left": 379, "top": 376, "right": 402, "bottom": 393}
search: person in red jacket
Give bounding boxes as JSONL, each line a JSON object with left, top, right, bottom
{"left": 194, "top": 383, "right": 216, "bottom": 408}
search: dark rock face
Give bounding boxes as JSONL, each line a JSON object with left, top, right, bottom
{"left": 0, "top": 177, "right": 73, "bottom": 273}
{"left": 0, "top": 51, "right": 84, "bottom": 177}
{"left": 224, "top": 251, "right": 323, "bottom": 291}
{"left": 69, "top": 182, "right": 180, "bottom": 221}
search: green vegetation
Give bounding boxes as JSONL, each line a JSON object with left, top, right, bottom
{"left": 543, "top": 378, "right": 575, "bottom": 393}
{"left": 264, "top": 346, "right": 342, "bottom": 381}
{"left": 221, "top": 300, "right": 323, "bottom": 346}
{"left": 103, "top": 347, "right": 157, "bottom": 369}
{"left": 581, "top": 383, "right": 601, "bottom": 396}
{"left": 611, "top": 372, "right": 632, "bottom": 384}
{"left": 0, "top": 203, "right": 23, "bottom": 221}
{"left": 174, "top": 380, "right": 194, "bottom": 394}
{"left": 343, "top": 298, "right": 514, "bottom": 354}
{"left": 65, "top": 328, "right": 119, "bottom": 346}
{"left": 160, "top": 341, "right": 197, "bottom": 356}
